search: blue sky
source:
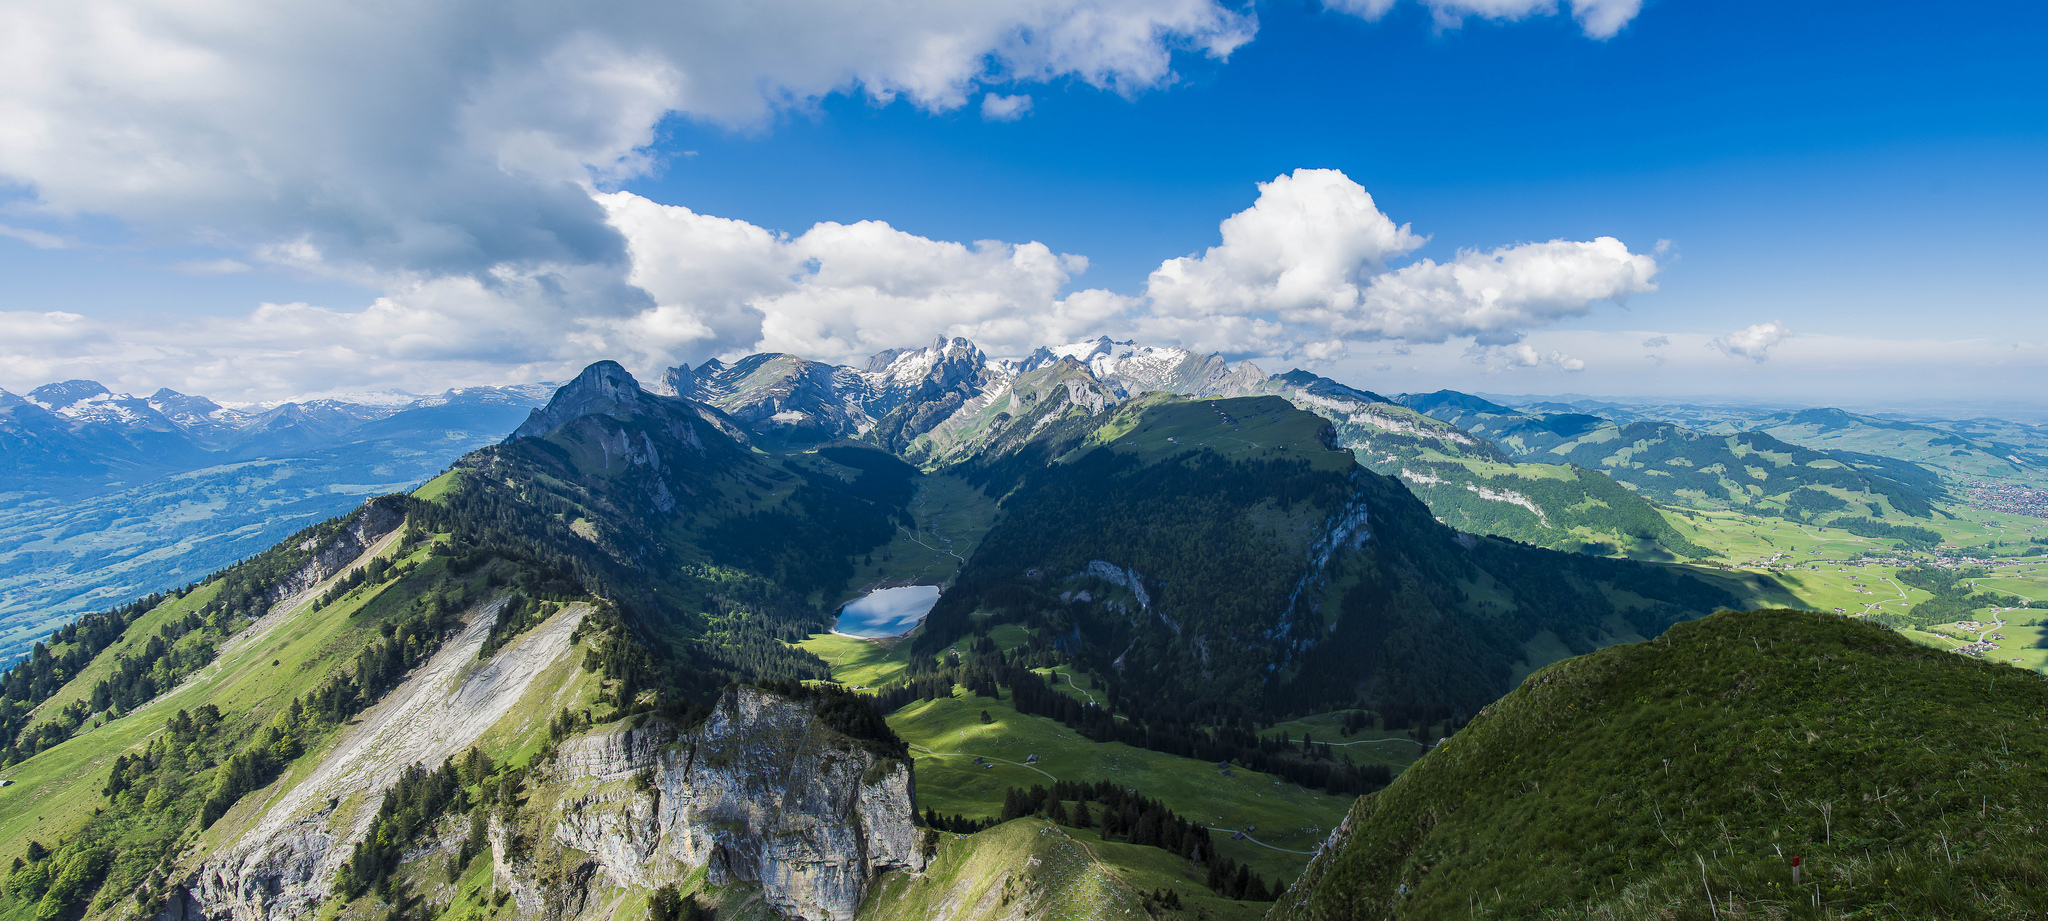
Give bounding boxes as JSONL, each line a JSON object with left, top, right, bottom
{"left": 1, "top": 0, "right": 2043, "bottom": 408}
{"left": 632, "top": 0, "right": 2045, "bottom": 334}
{"left": 644, "top": 2, "right": 2033, "bottom": 272}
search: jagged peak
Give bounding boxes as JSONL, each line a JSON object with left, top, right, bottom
{"left": 862, "top": 336, "right": 985, "bottom": 378}
{"left": 652, "top": 364, "right": 695, "bottom": 399}
{"left": 147, "top": 387, "right": 229, "bottom": 416}
{"left": 507, "top": 360, "right": 752, "bottom": 447}
{"left": 26, "top": 379, "right": 114, "bottom": 411}
{"left": 510, "top": 360, "right": 657, "bottom": 440}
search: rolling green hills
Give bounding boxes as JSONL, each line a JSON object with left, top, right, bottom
{"left": 1406, "top": 394, "right": 1953, "bottom": 522}
{"left": 1273, "top": 609, "right": 2048, "bottom": 920}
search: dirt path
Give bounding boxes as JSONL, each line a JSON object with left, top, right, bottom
{"left": 1050, "top": 670, "right": 1098, "bottom": 706}
{"left": 910, "top": 742, "right": 1058, "bottom": 783}
{"left": 1324, "top": 736, "right": 1430, "bottom": 748}
{"left": 1202, "top": 827, "right": 1314, "bottom": 855}
{"left": 891, "top": 482, "right": 970, "bottom": 570}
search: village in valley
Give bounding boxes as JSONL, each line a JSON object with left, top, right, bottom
{"left": 1671, "top": 481, "right": 2048, "bottom": 674}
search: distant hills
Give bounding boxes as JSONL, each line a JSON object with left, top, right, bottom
{"left": 0, "top": 382, "right": 552, "bottom": 661}
{"left": 1490, "top": 395, "right": 2048, "bottom": 480}
{"left": 1401, "top": 392, "right": 1970, "bottom": 524}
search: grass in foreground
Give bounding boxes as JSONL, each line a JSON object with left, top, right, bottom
{"left": 1275, "top": 609, "right": 2048, "bottom": 921}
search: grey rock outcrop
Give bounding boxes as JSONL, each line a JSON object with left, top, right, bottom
{"left": 177, "top": 660, "right": 920, "bottom": 921}
{"left": 535, "top": 686, "right": 924, "bottom": 921}
{"left": 264, "top": 496, "right": 406, "bottom": 603}
{"left": 510, "top": 361, "right": 666, "bottom": 440}
{"left": 508, "top": 360, "right": 753, "bottom": 449}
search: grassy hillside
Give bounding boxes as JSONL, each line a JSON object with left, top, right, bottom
{"left": 0, "top": 517, "right": 463, "bottom": 920}
{"left": 1273, "top": 609, "right": 2048, "bottom": 920}
{"left": 865, "top": 817, "right": 1269, "bottom": 921}
{"left": 1407, "top": 397, "right": 1950, "bottom": 522}
{"left": 1748, "top": 408, "right": 2040, "bottom": 481}
{"left": 1530, "top": 423, "right": 1948, "bottom": 520}
{"left": 1089, "top": 395, "right": 1357, "bottom": 474}
{"left": 889, "top": 685, "right": 1359, "bottom": 883}
{"left": 924, "top": 394, "right": 1741, "bottom": 729}
{"left": 1261, "top": 377, "right": 1706, "bottom": 559}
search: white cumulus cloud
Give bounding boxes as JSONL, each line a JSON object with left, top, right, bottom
{"left": 1325, "top": 0, "right": 1643, "bottom": 39}
{"left": 1466, "top": 342, "right": 1585, "bottom": 372}
{"left": 981, "top": 93, "right": 1036, "bottom": 121}
{"left": 0, "top": 0, "right": 1255, "bottom": 284}
{"left": 598, "top": 192, "right": 1119, "bottom": 366}
{"left": 0, "top": 169, "right": 1660, "bottom": 397}
{"left": 1713, "top": 321, "right": 1791, "bottom": 362}
{"left": 1134, "top": 168, "right": 1657, "bottom": 361}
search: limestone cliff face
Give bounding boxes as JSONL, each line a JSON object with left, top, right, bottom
{"left": 267, "top": 496, "right": 406, "bottom": 603}
{"left": 527, "top": 686, "right": 924, "bottom": 921}
{"left": 172, "top": 672, "right": 919, "bottom": 921}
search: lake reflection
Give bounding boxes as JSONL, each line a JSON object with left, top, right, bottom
{"left": 835, "top": 585, "right": 941, "bottom": 638}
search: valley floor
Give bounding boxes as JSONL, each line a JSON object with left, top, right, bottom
{"left": 802, "top": 626, "right": 1418, "bottom": 892}
{"left": 1670, "top": 502, "right": 2048, "bottom": 673}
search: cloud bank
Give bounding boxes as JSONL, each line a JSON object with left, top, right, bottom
{"left": 0, "top": 0, "right": 1650, "bottom": 398}
{"left": 0, "top": 168, "right": 1663, "bottom": 398}
{"left": 1, "top": 0, "right": 1257, "bottom": 283}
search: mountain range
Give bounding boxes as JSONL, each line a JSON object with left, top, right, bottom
{"left": 0, "top": 337, "right": 2041, "bottom": 921}
{"left": 16, "top": 333, "right": 2031, "bottom": 671}
{"left": 14, "top": 335, "right": 2031, "bottom": 668}
{"left": 0, "top": 383, "right": 553, "bottom": 662}
{"left": 0, "top": 381, "right": 556, "bottom": 495}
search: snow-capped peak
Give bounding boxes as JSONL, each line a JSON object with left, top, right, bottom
{"left": 862, "top": 336, "right": 987, "bottom": 386}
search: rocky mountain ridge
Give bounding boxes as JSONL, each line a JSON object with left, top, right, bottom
{"left": 0, "top": 379, "right": 554, "bottom": 494}
{"left": 662, "top": 336, "right": 1264, "bottom": 455}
